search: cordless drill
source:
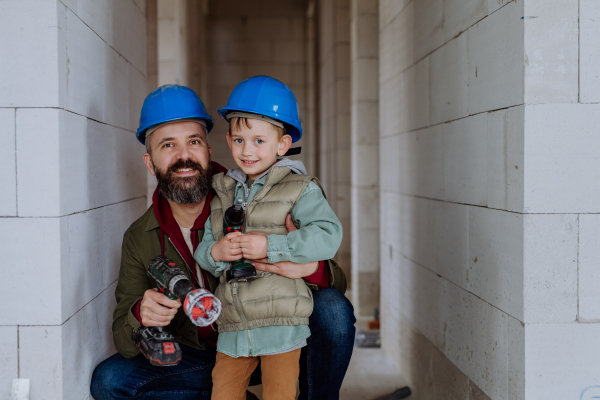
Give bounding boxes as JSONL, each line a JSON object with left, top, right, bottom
{"left": 133, "top": 256, "right": 222, "bottom": 366}
{"left": 224, "top": 198, "right": 258, "bottom": 282}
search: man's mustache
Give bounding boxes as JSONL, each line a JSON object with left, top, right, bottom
{"left": 165, "top": 158, "right": 204, "bottom": 176}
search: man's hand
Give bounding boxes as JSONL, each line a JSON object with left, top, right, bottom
{"left": 232, "top": 234, "right": 268, "bottom": 260}
{"left": 140, "top": 288, "right": 181, "bottom": 327}
{"left": 211, "top": 231, "right": 243, "bottom": 262}
{"left": 252, "top": 259, "right": 319, "bottom": 279}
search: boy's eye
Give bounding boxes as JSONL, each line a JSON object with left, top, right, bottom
{"left": 255, "top": 139, "right": 264, "bottom": 144}
{"left": 234, "top": 138, "right": 243, "bottom": 144}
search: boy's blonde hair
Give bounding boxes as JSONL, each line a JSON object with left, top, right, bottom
{"left": 228, "top": 117, "right": 286, "bottom": 139}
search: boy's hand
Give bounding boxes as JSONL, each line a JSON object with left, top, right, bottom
{"left": 211, "top": 231, "right": 243, "bottom": 262}
{"left": 231, "top": 233, "right": 268, "bottom": 260}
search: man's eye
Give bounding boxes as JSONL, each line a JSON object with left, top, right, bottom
{"left": 163, "top": 143, "right": 173, "bottom": 148}
{"left": 190, "top": 140, "right": 200, "bottom": 145}
{"left": 255, "top": 139, "right": 264, "bottom": 144}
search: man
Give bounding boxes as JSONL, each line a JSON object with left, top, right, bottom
{"left": 90, "top": 84, "right": 356, "bottom": 400}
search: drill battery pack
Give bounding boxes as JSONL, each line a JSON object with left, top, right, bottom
{"left": 132, "top": 326, "right": 182, "bottom": 367}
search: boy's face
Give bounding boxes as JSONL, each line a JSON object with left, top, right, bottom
{"left": 226, "top": 119, "right": 292, "bottom": 180}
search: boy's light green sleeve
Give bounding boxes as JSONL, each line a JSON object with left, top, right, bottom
{"left": 266, "top": 181, "right": 343, "bottom": 264}
{"left": 194, "top": 215, "right": 230, "bottom": 277}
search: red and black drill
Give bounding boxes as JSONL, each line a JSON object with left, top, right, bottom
{"left": 133, "top": 255, "right": 221, "bottom": 366}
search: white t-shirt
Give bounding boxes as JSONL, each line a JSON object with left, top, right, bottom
{"left": 177, "top": 222, "right": 205, "bottom": 289}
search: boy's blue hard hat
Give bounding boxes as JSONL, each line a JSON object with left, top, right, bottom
{"left": 218, "top": 76, "right": 303, "bottom": 143}
{"left": 136, "top": 84, "right": 214, "bottom": 144}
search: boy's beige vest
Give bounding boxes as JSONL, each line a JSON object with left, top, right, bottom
{"left": 210, "top": 166, "right": 324, "bottom": 333}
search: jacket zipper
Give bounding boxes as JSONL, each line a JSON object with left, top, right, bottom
{"left": 168, "top": 237, "right": 205, "bottom": 289}
{"left": 232, "top": 282, "right": 252, "bottom": 355}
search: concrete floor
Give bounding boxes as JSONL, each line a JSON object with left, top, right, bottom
{"left": 248, "top": 316, "right": 412, "bottom": 400}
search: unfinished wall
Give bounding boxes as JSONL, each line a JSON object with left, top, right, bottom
{"left": 379, "top": 0, "right": 599, "bottom": 398}
{"left": 0, "top": 0, "right": 147, "bottom": 398}
{"left": 318, "top": 0, "right": 352, "bottom": 282}
{"left": 350, "top": 0, "right": 379, "bottom": 316}
{"left": 205, "top": 0, "right": 311, "bottom": 171}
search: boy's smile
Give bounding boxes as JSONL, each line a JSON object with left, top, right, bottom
{"left": 226, "top": 118, "right": 292, "bottom": 179}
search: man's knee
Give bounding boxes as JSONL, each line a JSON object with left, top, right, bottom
{"left": 310, "top": 288, "right": 356, "bottom": 340}
{"left": 90, "top": 356, "right": 129, "bottom": 400}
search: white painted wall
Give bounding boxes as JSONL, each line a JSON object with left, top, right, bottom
{"left": 0, "top": 1, "right": 148, "bottom": 398}
{"left": 379, "top": 0, "right": 599, "bottom": 398}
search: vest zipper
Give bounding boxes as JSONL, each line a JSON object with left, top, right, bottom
{"left": 231, "top": 282, "right": 252, "bottom": 355}
{"left": 168, "top": 237, "right": 205, "bottom": 289}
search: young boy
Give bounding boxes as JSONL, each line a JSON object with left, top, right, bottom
{"left": 194, "top": 76, "right": 343, "bottom": 400}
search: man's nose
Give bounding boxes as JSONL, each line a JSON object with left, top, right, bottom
{"left": 176, "top": 144, "right": 191, "bottom": 159}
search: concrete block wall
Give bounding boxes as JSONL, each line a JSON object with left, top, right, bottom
{"left": 379, "top": 0, "right": 600, "bottom": 398}
{"left": 318, "top": 0, "right": 352, "bottom": 283}
{"left": 205, "top": 0, "right": 311, "bottom": 172}
{"left": 350, "top": 0, "right": 379, "bottom": 315}
{"left": 0, "top": 1, "right": 148, "bottom": 398}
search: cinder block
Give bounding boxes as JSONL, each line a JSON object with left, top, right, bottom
{"left": 468, "top": 0, "right": 524, "bottom": 114}
{"left": 580, "top": 0, "right": 600, "bottom": 103}
{"left": 488, "top": 0, "right": 510, "bottom": 13}
{"left": 523, "top": 0, "right": 578, "bottom": 104}
{"left": 62, "top": 198, "right": 146, "bottom": 318}
{"left": 275, "top": 40, "right": 305, "bottom": 64}
{"left": 524, "top": 323, "right": 600, "bottom": 399}
{"left": 207, "top": 17, "right": 245, "bottom": 41}
{"left": 443, "top": 113, "right": 488, "bottom": 206}
{"left": 444, "top": 0, "right": 487, "bottom": 40}
{"left": 352, "top": 143, "right": 378, "bottom": 188}
{"left": 523, "top": 104, "right": 600, "bottom": 213}
{"left": 111, "top": 0, "right": 146, "bottom": 74}
{"left": 352, "top": 58, "right": 378, "bottom": 102}
{"left": 523, "top": 214, "right": 578, "bottom": 323}
{"left": 336, "top": 8, "right": 350, "bottom": 43}
{"left": 353, "top": 15, "right": 378, "bottom": 58}
{"left": 335, "top": 79, "right": 351, "bottom": 114}
{"left": 19, "top": 325, "right": 63, "bottom": 399}
{"left": 17, "top": 109, "right": 61, "bottom": 217}
{"left": 431, "top": 201, "right": 469, "bottom": 288}
{"left": 246, "top": 18, "right": 291, "bottom": 40}
{"left": 379, "top": 191, "right": 401, "bottom": 251}
{"left": 379, "top": 73, "right": 401, "bottom": 137}
{"left": 210, "top": 64, "right": 247, "bottom": 86}
{"left": 1, "top": 217, "right": 62, "bottom": 325}
{"left": 75, "top": 0, "right": 111, "bottom": 43}
{"left": 336, "top": 44, "right": 351, "bottom": 79}
{"left": 467, "top": 294, "right": 508, "bottom": 399}
{"left": 0, "top": 327, "right": 18, "bottom": 400}
{"left": 379, "top": 2, "right": 414, "bottom": 83}
{"left": 133, "top": 0, "right": 146, "bottom": 15}
{"left": 66, "top": 9, "right": 105, "bottom": 122}
{"left": 442, "top": 276, "right": 472, "bottom": 373}
{"left": 59, "top": 112, "right": 147, "bottom": 215}
{"left": 508, "top": 316, "right": 525, "bottom": 400}
{"left": 351, "top": 101, "right": 379, "bottom": 145}
{"left": 413, "top": 0, "right": 444, "bottom": 61}
{"left": 430, "top": 33, "right": 468, "bottom": 125}
{"left": 291, "top": 17, "right": 304, "bottom": 40}
{"left": 228, "top": 40, "right": 273, "bottom": 63}
{"left": 399, "top": 125, "right": 445, "bottom": 200}
{"left": 353, "top": 0, "right": 378, "bottom": 15}
{"left": 61, "top": 283, "right": 117, "bottom": 399}
{"left": 0, "top": 0, "right": 62, "bottom": 107}
{"left": 487, "top": 105, "right": 525, "bottom": 212}
{"left": 157, "top": 18, "right": 178, "bottom": 62}
{"left": 579, "top": 214, "right": 600, "bottom": 320}
{"left": 0, "top": 109, "right": 16, "bottom": 216}
{"left": 379, "top": 135, "right": 402, "bottom": 193}
{"left": 104, "top": 46, "right": 129, "bottom": 129}
{"left": 468, "top": 206, "right": 524, "bottom": 319}
{"left": 399, "top": 196, "right": 435, "bottom": 269}
{"left": 379, "top": 0, "right": 410, "bottom": 30}
{"left": 128, "top": 62, "right": 147, "bottom": 132}
{"left": 290, "top": 63, "right": 305, "bottom": 86}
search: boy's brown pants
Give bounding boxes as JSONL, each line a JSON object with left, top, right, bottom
{"left": 211, "top": 349, "right": 301, "bottom": 400}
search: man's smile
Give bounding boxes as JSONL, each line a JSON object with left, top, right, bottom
{"left": 174, "top": 167, "right": 198, "bottom": 176}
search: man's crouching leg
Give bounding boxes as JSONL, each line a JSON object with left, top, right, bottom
{"left": 299, "top": 287, "right": 356, "bottom": 400}
{"left": 90, "top": 344, "right": 215, "bottom": 400}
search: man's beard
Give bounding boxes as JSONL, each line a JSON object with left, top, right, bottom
{"left": 154, "top": 158, "right": 212, "bottom": 205}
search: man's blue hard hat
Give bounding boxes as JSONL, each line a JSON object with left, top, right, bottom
{"left": 136, "top": 84, "right": 214, "bottom": 144}
{"left": 218, "top": 76, "right": 303, "bottom": 143}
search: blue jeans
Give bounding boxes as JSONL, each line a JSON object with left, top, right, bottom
{"left": 91, "top": 288, "right": 356, "bottom": 400}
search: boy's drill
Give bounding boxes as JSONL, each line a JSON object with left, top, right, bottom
{"left": 224, "top": 198, "right": 258, "bottom": 282}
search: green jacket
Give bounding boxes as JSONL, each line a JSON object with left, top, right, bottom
{"left": 112, "top": 203, "right": 348, "bottom": 358}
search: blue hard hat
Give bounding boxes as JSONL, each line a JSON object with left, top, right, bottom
{"left": 136, "top": 84, "right": 214, "bottom": 144}
{"left": 218, "top": 76, "right": 303, "bottom": 143}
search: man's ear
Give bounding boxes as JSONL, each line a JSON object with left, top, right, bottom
{"left": 143, "top": 153, "right": 156, "bottom": 176}
{"left": 277, "top": 134, "right": 293, "bottom": 156}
